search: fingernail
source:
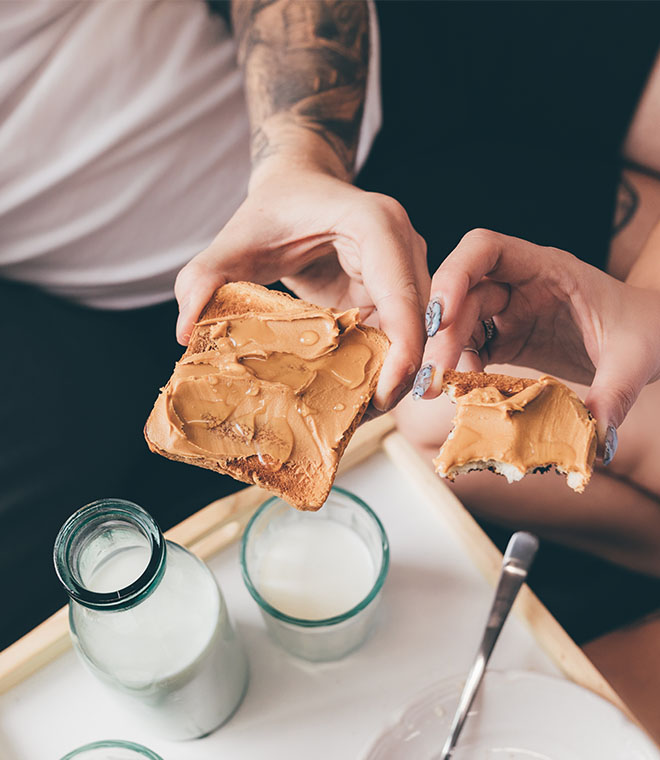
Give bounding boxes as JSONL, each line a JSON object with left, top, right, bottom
{"left": 176, "top": 322, "right": 188, "bottom": 344}
{"left": 603, "top": 425, "right": 618, "bottom": 466}
{"left": 176, "top": 326, "right": 191, "bottom": 346}
{"left": 176, "top": 309, "right": 190, "bottom": 343}
{"left": 425, "top": 298, "right": 442, "bottom": 337}
{"left": 412, "top": 363, "right": 435, "bottom": 400}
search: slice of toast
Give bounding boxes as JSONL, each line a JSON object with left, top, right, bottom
{"left": 433, "top": 369, "right": 597, "bottom": 492}
{"left": 145, "top": 283, "right": 389, "bottom": 509}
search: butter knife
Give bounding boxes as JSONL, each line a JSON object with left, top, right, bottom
{"left": 436, "top": 531, "right": 539, "bottom": 760}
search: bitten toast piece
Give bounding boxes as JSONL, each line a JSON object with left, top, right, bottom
{"left": 145, "top": 282, "right": 389, "bottom": 509}
{"left": 433, "top": 370, "right": 597, "bottom": 493}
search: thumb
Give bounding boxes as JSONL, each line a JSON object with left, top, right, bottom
{"left": 174, "top": 200, "right": 272, "bottom": 344}
{"left": 174, "top": 255, "right": 228, "bottom": 345}
{"left": 584, "top": 344, "right": 649, "bottom": 464}
{"left": 173, "top": 205, "right": 269, "bottom": 344}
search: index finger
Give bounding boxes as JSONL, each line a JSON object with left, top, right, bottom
{"left": 359, "top": 224, "right": 429, "bottom": 411}
{"left": 434, "top": 229, "right": 551, "bottom": 328}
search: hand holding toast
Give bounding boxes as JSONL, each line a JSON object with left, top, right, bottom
{"left": 175, "top": 164, "right": 429, "bottom": 412}
{"left": 415, "top": 228, "right": 660, "bottom": 448}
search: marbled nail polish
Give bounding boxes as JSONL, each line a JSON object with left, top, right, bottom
{"left": 603, "top": 425, "right": 618, "bottom": 466}
{"left": 412, "top": 363, "right": 435, "bottom": 400}
{"left": 425, "top": 298, "right": 442, "bottom": 337}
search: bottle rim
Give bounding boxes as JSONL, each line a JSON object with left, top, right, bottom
{"left": 59, "top": 739, "right": 164, "bottom": 760}
{"left": 53, "top": 498, "right": 166, "bottom": 611}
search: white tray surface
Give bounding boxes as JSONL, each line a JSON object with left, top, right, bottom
{"left": 0, "top": 451, "right": 560, "bottom": 760}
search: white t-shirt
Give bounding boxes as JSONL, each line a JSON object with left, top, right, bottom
{"left": 0, "top": 0, "right": 380, "bottom": 309}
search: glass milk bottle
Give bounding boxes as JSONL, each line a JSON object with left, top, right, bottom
{"left": 54, "top": 499, "right": 248, "bottom": 740}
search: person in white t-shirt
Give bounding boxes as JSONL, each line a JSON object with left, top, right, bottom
{"left": 0, "top": 0, "right": 429, "bottom": 648}
{"left": 0, "top": 0, "right": 428, "bottom": 408}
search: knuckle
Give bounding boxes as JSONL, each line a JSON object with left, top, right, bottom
{"left": 462, "top": 227, "right": 498, "bottom": 245}
{"left": 434, "top": 263, "right": 470, "bottom": 296}
{"left": 398, "top": 271, "right": 423, "bottom": 300}
{"left": 378, "top": 277, "right": 425, "bottom": 328}
{"left": 175, "top": 251, "right": 228, "bottom": 300}
{"left": 547, "top": 246, "right": 577, "bottom": 274}
{"left": 382, "top": 276, "right": 420, "bottom": 309}
{"left": 369, "top": 193, "right": 411, "bottom": 228}
{"left": 174, "top": 260, "right": 197, "bottom": 298}
{"left": 414, "top": 231, "right": 428, "bottom": 258}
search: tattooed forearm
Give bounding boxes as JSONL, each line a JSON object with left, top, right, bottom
{"left": 612, "top": 174, "right": 640, "bottom": 236}
{"left": 231, "top": 0, "right": 369, "bottom": 176}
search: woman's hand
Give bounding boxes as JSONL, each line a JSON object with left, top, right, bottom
{"left": 413, "top": 228, "right": 660, "bottom": 456}
{"left": 174, "top": 162, "right": 430, "bottom": 412}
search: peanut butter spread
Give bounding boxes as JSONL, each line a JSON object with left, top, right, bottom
{"left": 434, "top": 376, "right": 596, "bottom": 489}
{"left": 148, "top": 307, "right": 377, "bottom": 477}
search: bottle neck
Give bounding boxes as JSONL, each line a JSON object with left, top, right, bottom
{"left": 54, "top": 499, "right": 166, "bottom": 611}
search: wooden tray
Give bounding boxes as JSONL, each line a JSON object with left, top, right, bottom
{"left": 0, "top": 415, "right": 634, "bottom": 728}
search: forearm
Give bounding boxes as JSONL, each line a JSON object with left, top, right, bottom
{"left": 231, "top": 0, "right": 369, "bottom": 183}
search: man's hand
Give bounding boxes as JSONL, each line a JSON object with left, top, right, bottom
{"left": 175, "top": 0, "right": 430, "bottom": 411}
{"left": 175, "top": 163, "right": 429, "bottom": 411}
{"left": 414, "top": 228, "right": 660, "bottom": 454}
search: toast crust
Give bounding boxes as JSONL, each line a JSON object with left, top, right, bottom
{"left": 440, "top": 369, "right": 536, "bottom": 399}
{"left": 145, "top": 283, "right": 389, "bottom": 509}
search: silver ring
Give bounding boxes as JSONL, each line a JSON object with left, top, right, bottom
{"left": 482, "top": 317, "right": 496, "bottom": 343}
{"left": 462, "top": 346, "right": 480, "bottom": 356}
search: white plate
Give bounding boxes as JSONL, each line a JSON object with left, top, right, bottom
{"left": 363, "top": 671, "right": 659, "bottom": 760}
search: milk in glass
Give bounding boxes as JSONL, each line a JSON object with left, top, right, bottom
{"left": 242, "top": 488, "right": 389, "bottom": 661}
{"left": 256, "top": 519, "right": 376, "bottom": 619}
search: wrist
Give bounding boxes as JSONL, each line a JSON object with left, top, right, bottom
{"left": 248, "top": 116, "right": 352, "bottom": 192}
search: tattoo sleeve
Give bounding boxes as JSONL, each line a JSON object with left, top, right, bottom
{"left": 231, "top": 0, "right": 370, "bottom": 177}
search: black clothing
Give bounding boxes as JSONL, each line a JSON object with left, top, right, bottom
{"left": 0, "top": 283, "right": 242, "bottom": 650}
{"left": 359, "top": 0, "right": 660, "bottom": 270}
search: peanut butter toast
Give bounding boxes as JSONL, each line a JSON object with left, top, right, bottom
{"left": 145, "top": 282, "right": 389, "bottom": 509}
{"left": 434, "top": 370, "right": 597, "bottom": 493}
